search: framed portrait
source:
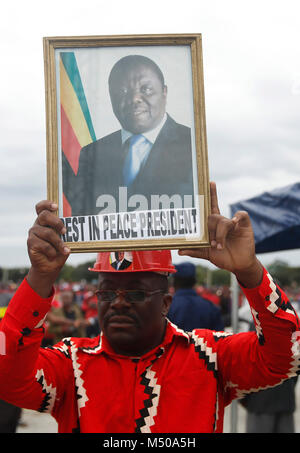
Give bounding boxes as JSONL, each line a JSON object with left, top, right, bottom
{"left": 43, "top": 34, "right": 210, "bottom": 253}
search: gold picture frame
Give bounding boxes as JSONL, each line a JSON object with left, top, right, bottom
{"left": 43, "top": 34, "right": 210, "bottom": 253}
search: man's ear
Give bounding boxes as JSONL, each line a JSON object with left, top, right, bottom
{"left": 162, "top": 293, "right": 172, "bottom": 317}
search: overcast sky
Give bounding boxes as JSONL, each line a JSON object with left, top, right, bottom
{"left": 1, "top": 0, "right": 300, "bottom": 271}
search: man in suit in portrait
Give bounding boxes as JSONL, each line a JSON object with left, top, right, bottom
{"left": 110, "top": 252, "right": 133, "bottom": 271}
{"left": 62, "top": 54, "right": 194, "bottom": 216}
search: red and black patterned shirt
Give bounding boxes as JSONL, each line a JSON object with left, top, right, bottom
{"left": 0, "top": 267, "right": 299, "bottom": 433}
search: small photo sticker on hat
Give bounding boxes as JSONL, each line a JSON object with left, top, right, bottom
{"left": 110, "top": 252, "right": 133, "bottom": 271}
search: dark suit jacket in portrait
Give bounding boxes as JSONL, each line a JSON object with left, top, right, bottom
{"left": 62, "top": 115, "right": 195, "bottom": 216}
{"left": 110, "top": 259, "right": 132, "bottom": 270}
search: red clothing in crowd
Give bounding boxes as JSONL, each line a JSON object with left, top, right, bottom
{"left": 199, "top": 289, "right": 220, "bottom": 306}
{"left": 81, "top": 291, "right": 98, "bottom": 321}
{"left": 0, "top": 268, "right": 299, "bottom": 433}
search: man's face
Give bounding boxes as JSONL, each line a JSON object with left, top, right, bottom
{"left": 109, "top": 63, "right": 167, "bottom": 134}
{"left": 60, "top": 290, "right": 74, "bottom": 309}
{"left": 116, "top": 252, "right": 124, "bottom": 262}
{"left": 97, "top": 272, "right": 171, "bottom": 356}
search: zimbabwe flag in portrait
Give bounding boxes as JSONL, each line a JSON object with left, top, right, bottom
{"left": 59, "top": 52, "right": 96, "bottom": 216}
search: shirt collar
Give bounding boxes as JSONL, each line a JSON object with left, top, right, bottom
{"left": 121, "top": 113, "right": 167, "bottom": 146}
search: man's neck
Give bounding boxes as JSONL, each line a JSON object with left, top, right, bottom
{"left": 121, "top": 113, "right": 167, "bottom": 145}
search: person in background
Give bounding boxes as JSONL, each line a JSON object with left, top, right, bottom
{"left": 218, "top": 286, "right": 232, "bottom": 327}
{"left": 81, "top": 283, "right": 100, "bottom": 338}
{"left": 239, "top": 299, "right": 298, "bottom": 433}
{"left": 47, "top": 287, "right": 87, "bottom": 344}
{"left": 167, "top": 262, "right": 224, "bottom": 331}
{"left": 241, "top": 368, "right": 298, "bottom": 433}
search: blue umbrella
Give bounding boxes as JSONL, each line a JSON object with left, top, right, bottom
{"left": 230, "top": 182, "right": 300, "bottom": 253}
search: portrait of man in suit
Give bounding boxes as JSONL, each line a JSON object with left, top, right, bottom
{"left": 109, "top": 252, "right": 132, "bottom": 271}
{"left": 62, "top": 54, "right": 195, "bottom": 216}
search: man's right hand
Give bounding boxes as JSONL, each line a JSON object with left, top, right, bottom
{"left": 178, "top": 182, "right": 263, "bottom": 288}
{"left": 26, "top": 201, "right": 70, "bottom": 297}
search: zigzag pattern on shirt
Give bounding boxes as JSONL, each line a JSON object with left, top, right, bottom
{"left": 190, "top": 332, "right": 218, "bottom": 379}
{"left": 265, "top": 273, "right": 295, "bottom": 316}
{"left": 190, "top": 332, "right": 220, "bottom": 431}
{"left": 135, "top": 367, "right": 161, "bottom": 433}
{"left": 289, "top": 331, "right": 300, "bottom": 377}
{"left": 135, "top": 348, "right": 164, "bottom": 433}
{"left": 35, "top": 369, "right": 57, "bottom": 413}
{"left": 250, "top": 307, "right": 265, "bottom": 345}
{"left": 224, "top": 328, "right": 300, "bottom": 400}
{"left": 225, "top": 378, "right": 288, "bottom": 401}
{"left": 213, "top": 331, "right": 233, "bottom": 342}
{"left": 45, "top": 338, "right": 71, "bottom": 359}
{"left": 213, "top": 391, "right": 220, "bottom": 432}
{"left": 79, "top": 334, "right": 103, "bottom": 354}
{"left": 166, "top": 319, "right": 190, "bottom": 340}
{"left": 69, "top": 339, "right": 89, "bottom": 416}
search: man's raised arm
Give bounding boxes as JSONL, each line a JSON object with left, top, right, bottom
{"left": 0, "top": 202, "right": 72, "bottom": 412}
{"left": 26, "top": 200, "right": 70, "bottom": 297}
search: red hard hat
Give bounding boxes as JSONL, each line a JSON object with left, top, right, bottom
{"left": 89, "top": 250, "right": 176, "bottom": 274}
